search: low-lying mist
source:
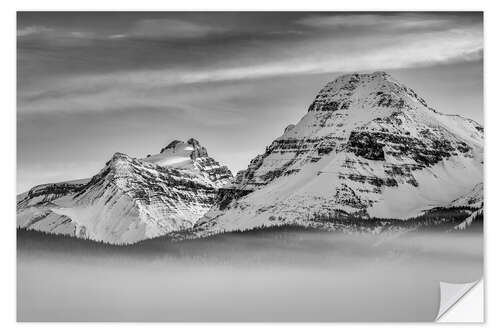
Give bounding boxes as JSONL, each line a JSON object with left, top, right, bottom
{"left": 17, "top": 228, "right": 482, "bottom": 322}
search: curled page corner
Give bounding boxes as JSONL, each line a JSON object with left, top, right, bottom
{"left": 436, "top": 280, "right": 481, "bottom": 321}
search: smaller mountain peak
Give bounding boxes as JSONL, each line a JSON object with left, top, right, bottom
{"left": 160, "top": 140, "right": 183, "bottom": 154}
{"left": 158, "top": 138, "right": 208, "bottom": 159}
{"left": 142, "top": 138, "right": 222, "bottom": 171}
{"left": 187, "top": 138, "right": 208, "bottom": 158}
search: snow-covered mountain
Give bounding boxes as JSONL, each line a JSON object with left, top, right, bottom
{"left": 193, "top": 72, "right": 483, "bottom": 236}
{"left": 17, "top": 72, "right": 483, "bottom": 244}
{"left": 17, "top": 138, "right": 232, "bottom": 244}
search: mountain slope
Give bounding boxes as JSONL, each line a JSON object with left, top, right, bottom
{"left": 17, "top": 139, "right": 232, "bottom": 244}
{"left": 194, "top": 72, "right": 483, "bottom": 236}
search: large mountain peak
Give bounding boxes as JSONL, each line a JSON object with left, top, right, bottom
{"left": 325, "top": 71, "right": 391, "bottom": 89}
{"left": 307, "top": 71, "right": 429, "bottom": 115}
{"left": 195, "top": 72, "right": 483, "bottom": 236}
{"left": 320, "top": 71, "right": 399, "bottom": 94}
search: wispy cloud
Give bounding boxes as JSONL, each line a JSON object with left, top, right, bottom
{"left": 16, "top": 12, "right": 484, "bottom": 192}
{"left": 17, "top": 24, "right": 96, "bottom": 46}
{"left": 297, "top": 13, "right": 459, "bottom": 30}
{"left": 18, "top": 18, "right": 225, "bottom": 46}
{"left": 17, "top": 25, "right": 54, "bottom": 37}
{"left": 124, "top": 18, "right": 223, "bottom": 39}
{"left": 19, "top": 21, "right": 482, "bottom": 115}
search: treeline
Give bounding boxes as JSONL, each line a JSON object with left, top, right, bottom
{"left": 17, "top": 228, "right": 182, "bottom": 258}
{"left": 308, "top": 206, "right": 479, "bottom": 232}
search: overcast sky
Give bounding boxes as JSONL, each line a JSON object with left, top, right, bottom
{"left": 17, "top": 12, "right": 483, "bottom": 192}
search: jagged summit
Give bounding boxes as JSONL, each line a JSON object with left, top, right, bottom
{"left": 281, "top": 71, "right": 482, "bottom": 145}
{"left": 144, "top": 138, "right": 212, "bottom": 169}
{"left": 161, "top": 139, "right": 183, "bottom": 153}
{"left": 103, "top": 138, "right": 232, "bottom": 190}
{"left": 159, "top": 138, "right": 208, "bottom": 158}
{"left": 307, "top": 71, "right": 430, "bottom": 115}
{"left": 323, "top": 71, "right": 392, "bottom": 90}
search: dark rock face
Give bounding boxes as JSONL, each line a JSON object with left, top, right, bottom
{"left": 17, "top": 182, "right": 85, "bottom": 210}
{"left": 346, "top": 132, "right": 385, "bottom": 161}
{"left": 346, "top": 130, "right": 472, "bottom": 166}
{"left": 216, "top": 187, "right": 254, "bottom": 210}
{"left": 307, "top": 73, "right": 361, "bottom": 113}
{"left": 187, "top": 138, "right": 208, "bottom": 159}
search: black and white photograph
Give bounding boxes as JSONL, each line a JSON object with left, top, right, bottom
{"left": 15, "top": 10, "right": 484, "bottom": 322}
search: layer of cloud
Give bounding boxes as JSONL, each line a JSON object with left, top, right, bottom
{"left": 17, "top": 25, "right": 54, "bottom": 37}
{"left": 18, "top": 18, "right": 224, "bottom": 44}
{"left": 16, "top": 12, "right": 483, "bottom": 123}
{"left": 297, "top": 13, "right": 462, "bottom": 30}
{"left": 17, "top": 25, "right": 96, "bottom": 46}
{"left": 19, "top": 21, "right": 482, "bottom": 115}
{"left": 125, "top": 18, "right": 223, "bottom": 39}
{"left": 16, "top": 13, "right": 484, "bottom": 194}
